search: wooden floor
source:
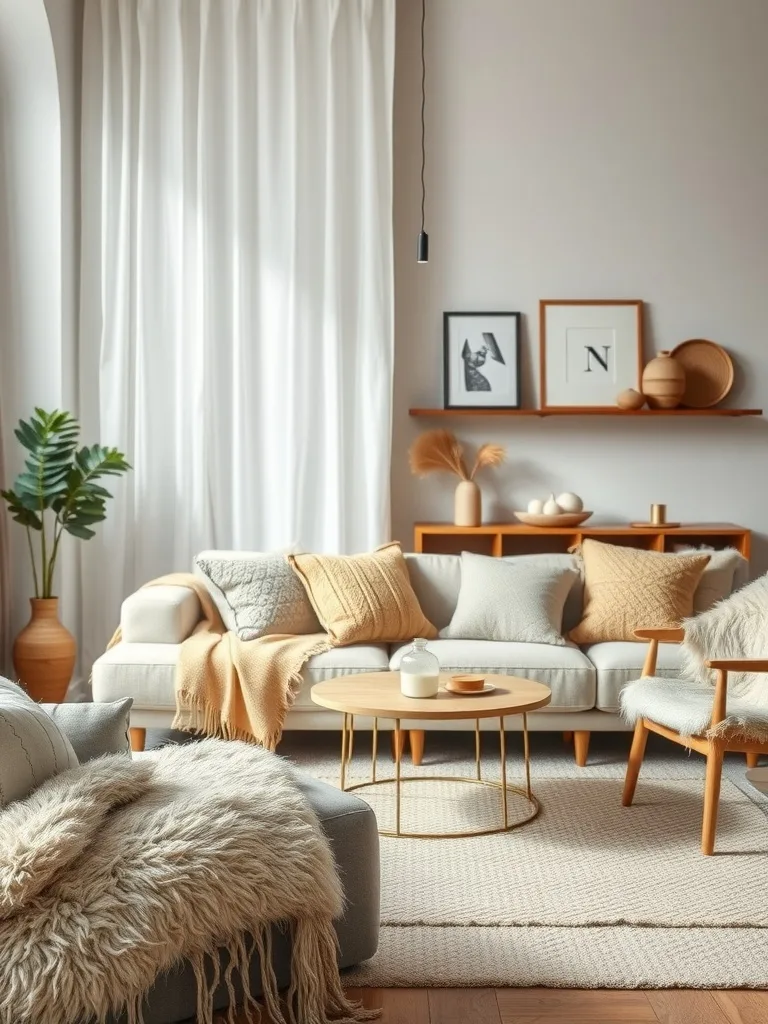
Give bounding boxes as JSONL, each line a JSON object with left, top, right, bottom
{"left": 230, "top": 988, "right": 768, "bottom": 1023}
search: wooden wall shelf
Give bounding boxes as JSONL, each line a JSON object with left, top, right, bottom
{"left": 414, "top": 522, "right": 751, "bottom": 559}
{"left": 409, "top": 408, "right": 762, "bottom": 418}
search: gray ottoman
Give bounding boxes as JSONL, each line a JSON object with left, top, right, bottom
{"left": 103, "top": 772, "right": 379, "bottom": 1024}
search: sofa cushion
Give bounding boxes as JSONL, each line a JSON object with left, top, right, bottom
{"left": 440, "top": 552, "right": 577, "bottom": 645}
{"left": 0, "top": 678, "right": 78, "bottom": 807}
{"left": 193, "top": 550, "right": 321, "bottom": 639}
{"left": 405, "top": 552, "right": 584, "bottom": 634}
{"left": 122, "top": 586, "right": 201, "bottom": 644}
{"left": 390, "top": 639, "right": 595, "bottom": 712}
{"left": 585, "top": 641, "right": 684, "bottom": 713}
{"left": 92, "top": 642, "right": 390, "bottom": 711}
{"left": 42, "top": 699, "right": 133, "bottom": 761}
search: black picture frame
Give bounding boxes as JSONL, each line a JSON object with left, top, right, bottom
{"left": 443, "top": 311, "right": 522, "bottom": 410}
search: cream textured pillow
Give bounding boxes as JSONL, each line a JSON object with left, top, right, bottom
{"left": 440, "top": 552, "right": 578, "bottom": 645}
{"left": 569, "top": 540, "right": 711, "bottom": 644}
{"left": 288, "top": 542, "right": 437, "bottom": 645}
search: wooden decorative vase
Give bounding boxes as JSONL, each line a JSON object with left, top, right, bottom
{"left": 13, "top": 598, "right": 76, "bottom": 702}
{"left": 641, "top": 351, "right": 686, "bottom": 409}
{"left": 454, "top": 480, "right": 481, "bottom": 527}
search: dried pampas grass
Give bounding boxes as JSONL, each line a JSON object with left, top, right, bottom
{"left": 408, "top": 430, "right": 505, "bottom": 482}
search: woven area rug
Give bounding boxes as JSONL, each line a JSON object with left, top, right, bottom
{"left": 277, "top": 730, "right": 768, "bottom": 989}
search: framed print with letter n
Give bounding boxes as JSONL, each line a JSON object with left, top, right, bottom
{"left": 444, "top": 311, "right": 521, "bottom": 410}
{"left": 539, "top": 300, "right": 644, "bottom": 410}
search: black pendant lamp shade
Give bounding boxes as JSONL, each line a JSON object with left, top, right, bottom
{"left": 417, "top": 0, "right": 428, "bottom": 263}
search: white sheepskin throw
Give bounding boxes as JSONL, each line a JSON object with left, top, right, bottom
{"left": 0, "top": 739, "right": 377, "bottom": 1024}
{"left": 681, "top": 572, "right": 768, "bottom": 704}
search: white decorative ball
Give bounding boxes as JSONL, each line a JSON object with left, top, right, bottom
{"left": 543, "top": 493, "right": 562, "bottom": 516}
{"left": 527, "top": 498, "right": 544, "bottom": 514}
{"left": 556, "top": 492, "right": 583, "bottom": 513}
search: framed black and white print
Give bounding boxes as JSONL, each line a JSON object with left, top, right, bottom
{"left": 443, "top": 312, "right": 521, "bottom": 409}
{"left": 540, "top": 300, "right": 644, "bottom": 410}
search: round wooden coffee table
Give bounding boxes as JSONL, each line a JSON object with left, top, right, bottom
{"left": 311, "top": 671, "right": 551, "bottom": 839}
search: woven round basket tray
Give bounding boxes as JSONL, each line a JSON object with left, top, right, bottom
{"left": 671, "top": 339, "right": 734, "bottom": 408}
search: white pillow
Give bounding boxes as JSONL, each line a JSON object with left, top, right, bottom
{"left": 0, "top": 678, "right": 78, "bottom": 807}
{"left": 671, "top": 547, "right": 748, "bottom": 612}
{"left": 194, "top": 550, "right": 322, "bottom": 640}
{"left": 440, "top": 551, "right": 578, "bottom": 646}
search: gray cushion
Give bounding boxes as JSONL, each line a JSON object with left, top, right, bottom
{"left": 0, "top": 677, "right": 78, "bottom": 807}
{"left": 585, "top": 641, "right": 684, "bottom": 713}
{"left": 103, "top": 771, "right": 379, "bottom": 1024}
{"left": 41, "top": 699, "right": 133, "bottom": 761}
{"left": 440, "top": 551, "right": 577, "bottom": 646}
{"left": 194, "top": 550, "right": 322, "bottom": 640}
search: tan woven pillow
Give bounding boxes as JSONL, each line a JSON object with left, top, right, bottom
{"left": 288, "top": 542, "right": 437, "bottom": 645}
{"left": 569, "top": 539, "right": 711, "bottom": 644}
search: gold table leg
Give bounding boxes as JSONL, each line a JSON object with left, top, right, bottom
{"left": 475, "top": 718, "right": 481, "bottom": 781}
{"left": 372, "top": 718, "right": 378, "bottom": 783}
{"left": 395, "top": 716, "right": 402, "bottom": 836}
{"left": 523, "top": 712, "right": 532, "bottom": 800}
{"left": 499, "top": 716, "right": 508, "bottom": 829}
{"left": 340, "top": 713, "right": 348, "bottom": 791}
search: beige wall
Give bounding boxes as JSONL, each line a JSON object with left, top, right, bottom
{"left": 392, "top": 0, "right": 768, "bottom": 571}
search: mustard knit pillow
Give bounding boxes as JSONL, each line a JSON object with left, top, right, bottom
{"left": 569, "top": 539, "right": 711, "bottom": 644}
{"left": 288, "top": 542, "right": 437, "bottom": 645}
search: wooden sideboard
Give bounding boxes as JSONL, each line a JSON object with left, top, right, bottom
{"left": 413, "top": 522, "right": 750, "bottom": 559}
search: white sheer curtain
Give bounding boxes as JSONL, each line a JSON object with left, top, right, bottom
{"left": 78, "top": 0, "right": 395, "bottom": 670}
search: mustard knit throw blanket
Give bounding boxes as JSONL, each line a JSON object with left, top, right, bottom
{"left": 105, "top": 573, "right": 330, "bottom": 748}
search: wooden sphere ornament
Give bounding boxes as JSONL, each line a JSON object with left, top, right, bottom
{"left": 616, "top": 388, "right": 645, "bottom": 410}
{"left": 641, "top": 351, "right": 686, "bottom": 409}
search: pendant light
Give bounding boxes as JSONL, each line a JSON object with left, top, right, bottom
{"left": 417, "top": 0, "right": 428, "bottom": 263}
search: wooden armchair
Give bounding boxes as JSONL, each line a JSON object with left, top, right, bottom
{"left": 621, "top": 627, "right": 768, "bottom": 855}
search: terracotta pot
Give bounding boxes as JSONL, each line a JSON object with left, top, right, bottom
{"left": 454, "top": 479, "right": 481, "bottom": 527}
{"left": 13, "top": 598, "right": 76, "bottom": 702}
{"left": 641, "top": 351, "right": 686, "bottom": 409}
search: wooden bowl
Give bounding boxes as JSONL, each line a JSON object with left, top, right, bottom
{"left": 513, "top": 511, "right": 593, "bottom": 528}
{"left": 449, "top": 674, "right": 485, "bottom": 693}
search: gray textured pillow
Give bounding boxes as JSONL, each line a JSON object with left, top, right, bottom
{"left": 41, "top": 699, "right": 133, "bottom": 762}
{"left": 440, "top": 551, "right": 578, "bottom": 646}
{"left": 671, "top": 547, "right": 748, "bottom": 612}
{"left": 0, "top": 678, "right": 78, "bottom": 807}
{"left": 194, "top": 550, "right": 322, "bottom": 640}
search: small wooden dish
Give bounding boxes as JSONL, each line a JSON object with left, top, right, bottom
{"left": 448, "top": 675, "right": 485, "bottom": 693}
{"left": 671, "top": 339, "right": 734, "bottom": 408}
{"left": 513, "top": 511, "right": 593, "bottom": 528}
{"left": 630, "top": 521, "right": 682, "bottom": 529}
{"left": 445, "top": 680, "right": 497, "bottom": 696}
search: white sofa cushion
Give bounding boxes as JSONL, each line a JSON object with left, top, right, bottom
{"left": 193, "top": 550, "right": 321, "bottom": 639}
{"left": 585, "top": 641, "right": 684, "bottom": 713}
{"left": 440, "top": 552, "right": 577, "bottom": 645}
{"left": 92, "top": 641, "right": 390, "bottom": 711}
{"left": 0, "top": 678, "right": 78, "bottom": 806}
{"left": 405, "top": 552, "right": 584, "bottom": 633}
{"left": 390, "top": 639, "right": 595, "bottom": 712}
{"left": 121, "top": 586, "right": 201, "bottom": 644}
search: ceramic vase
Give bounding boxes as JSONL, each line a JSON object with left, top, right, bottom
{"left": 454, "top": 479, "right": 481, "bottom": 527}
{"left": 641, "top": 351, "right": 686, "bottom": 409}
{"left": 13, "top": 598, "right": 76, "bottom": 702}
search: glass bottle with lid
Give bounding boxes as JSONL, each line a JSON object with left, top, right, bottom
{"left": 399, "top": 637, "right": 440, "bottom": 698}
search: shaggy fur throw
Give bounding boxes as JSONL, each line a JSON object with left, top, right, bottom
{"left": 0, "top": 740, "right": 376, "bottom": 1024}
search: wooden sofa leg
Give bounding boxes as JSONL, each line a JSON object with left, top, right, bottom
{"left": 702, "top": 743, "right": 725, "bottom": 856}
{"left": 391, "top": 729, "right": 406, "bottom": 762}
{"left": 409, "top": 730, "right": 425, "bottom": 766}
{"left": 129, "top": 727, "right": 146, "bottom": 753}
{"left": 746, "top": 752, "right": 760, "bottom": 769}
{"left": 562, "top": 731, "right": 573, "bottom": 743}
{"left": 573, "top": 731, "right": 590, "bottom": 767}
{"left": 622, "top": 720, "right": 649, "bottom": 806}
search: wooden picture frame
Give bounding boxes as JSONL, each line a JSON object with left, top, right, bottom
{"left": 443, "top": 311, "right": 522, "bottom": 410}
{"left": 539, "top": 300, "right": 644, "bottom": 411}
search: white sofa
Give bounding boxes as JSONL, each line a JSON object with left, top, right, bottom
{"left": 92, "top": 551, "right": 748, "bottom": 766}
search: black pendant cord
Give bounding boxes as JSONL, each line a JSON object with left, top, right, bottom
{"left": 420, "top": 0, "right": 426, "bottom": 235}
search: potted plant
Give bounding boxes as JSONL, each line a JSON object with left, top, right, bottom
{"left": 1, "top": 408, "right": 131, "bottom": 701}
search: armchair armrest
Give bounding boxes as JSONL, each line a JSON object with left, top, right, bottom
{"left": 706, "top": 659, "right": 768, "bottom": 672}
{"left": 121, "top": 586, "right": 202, "bottom": 644}
{"left": 634, "top": 628, "right": 685, "bottom": 642}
